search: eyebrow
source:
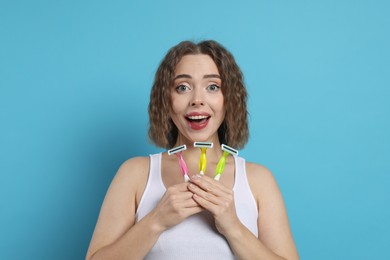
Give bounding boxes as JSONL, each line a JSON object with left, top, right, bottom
{"left": 173, "top": 74, "right": 221, "bottom": 80}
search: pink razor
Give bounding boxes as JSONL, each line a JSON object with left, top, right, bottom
{"left": 168, "top": 145, "right": 190, "bottom": 182}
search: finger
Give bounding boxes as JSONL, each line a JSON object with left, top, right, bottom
{"left": 191, "top": 173, "right": 226, "bottom": 190}
{"left": 182, "top": 206, "right": 203, "bottom": 217}
{"left": 165, "top": 183, "right": 194, "bottom": 198}
{"left": 192, "top": 193, "right": 221, "bottom": 214}
{"left": 171, "top": 182, "right": 192, "bottom": 192}
{"left": 165, "top": 190, "right": 198, "bottom": 203}
{"left": 181, "top": 198, "right": 203, "bottom": 208}
{"left": 188, "top": 183, "right": 223, "bottom": 206}
{"left": 190, "top": 174, "right": 231, "bottom": 196}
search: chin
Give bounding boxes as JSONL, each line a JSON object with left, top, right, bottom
{"left": 186, "top": 132, "right": 218, "bottom": 143}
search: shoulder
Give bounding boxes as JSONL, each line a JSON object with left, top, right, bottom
{"left": 109, "top": 156, "right": 150, "bottom": 200}
{"left": 244, "top": 161, "right": 281, "bottom": 205}
{"left": 117, "top": 156, "right": 150, "bottom": 178}
{"left": 85, "top": 156, "right": 152, "bottom": 258}
{"left": 245, "top": 160, "right": 275, "bottom": 185}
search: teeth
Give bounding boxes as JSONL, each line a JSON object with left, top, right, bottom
{"left": 188, "top": 115, "right": 208, "bottom": 120}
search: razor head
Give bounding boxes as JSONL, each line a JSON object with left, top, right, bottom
{"left": 221, "top": 144, "right": 238, "bottom": 155}
{"left": 168, "top": 145, "right": 187, "bottom": 155}
{"left": 193, "top": 142, "right": 213, "bottom": 148}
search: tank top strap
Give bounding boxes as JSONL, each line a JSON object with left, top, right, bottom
{"left": 233, "top": 155, "right": 259, "bottom": 237}
{"left": 147, "top": 153, "right": 165, "bottom": 191}
{"left": 135, "top": 153, "right": 165, "bottom": 221}
{"left": 233, "top": 155, "right": 245, "bottom": 190}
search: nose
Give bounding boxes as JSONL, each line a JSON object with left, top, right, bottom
{"left": 191, "top": 99, "right": 204, "bottom": 106}
{"left": 190, "top": 88, "right": 204, "bottom": 106}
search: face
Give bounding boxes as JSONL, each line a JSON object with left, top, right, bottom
{"left": 170, "top": 54, "right": 225, "bottom": 145}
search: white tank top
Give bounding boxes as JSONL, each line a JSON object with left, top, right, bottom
{"left": 135, "top": 153, "right": 258, "bottom": 259}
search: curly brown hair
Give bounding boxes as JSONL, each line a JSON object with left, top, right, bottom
{"left": 148, "top": 40, "right": 248, "bottom": 149}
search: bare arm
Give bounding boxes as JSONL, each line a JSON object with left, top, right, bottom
{"left": 188, "top": 163, "right": 299, "bottom": 260}
{"left": 250, "top": 163, "right": 299, "bottom": 260}
{"left": 86, "top": 157, "right": 202, "bottom": 260}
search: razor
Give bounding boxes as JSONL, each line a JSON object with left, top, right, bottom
{"left": 193, "top": 142, "right": 213, "bottom": 175}
{"left": 214, "top": 144, "right": 238, "bottom": 181}
{"left": 168, "top": 145, "right": 190, "bottom": 182}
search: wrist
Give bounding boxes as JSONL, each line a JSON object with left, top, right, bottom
{"left": 222, "top": 221, "right": 245, "bottom": 240}
{"left": 144, "top": 210, "right": 166, "bottom": 235}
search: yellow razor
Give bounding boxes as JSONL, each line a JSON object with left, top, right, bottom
{"left": 193, "top": 142, "right": 213, "bottom": 175}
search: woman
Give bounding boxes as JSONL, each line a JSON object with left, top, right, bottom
{"left": 86, "top": 40, "right": 299, "bottom": 259}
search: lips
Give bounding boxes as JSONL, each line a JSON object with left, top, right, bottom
{"left": 185, "top": 112, "right": 211, "bottom": 130}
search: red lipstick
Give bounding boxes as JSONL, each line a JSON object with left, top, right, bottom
{"left": 185, "top": 112, "right": 211, "bottom": 130}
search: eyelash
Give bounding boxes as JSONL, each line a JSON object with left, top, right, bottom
{"left": 207, "top": 84, "right": 220, "bottom": 92}
{"left": 174, "top": 83, "right": 221, "bottom": 93}
{"left": 175, "top": 84, "right": 190, "bottom": 93}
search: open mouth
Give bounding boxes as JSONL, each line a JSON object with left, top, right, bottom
{"left": 185, "top": 114, "right": 211, "bottom": 130}
{"left": 185, "top": 115, "right": 210, "bottom": 123}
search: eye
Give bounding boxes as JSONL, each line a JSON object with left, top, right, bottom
{"left": 175, "top": 84, "right": 191, "bottom": 93}
{"left": 206, "top": 84, "right": 220, "bottom": 92}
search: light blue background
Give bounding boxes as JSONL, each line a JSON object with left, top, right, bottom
{"left": 1, "top": 0, "right": 389, "bottom": 259}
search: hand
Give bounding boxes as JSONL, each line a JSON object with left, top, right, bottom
{"left": 188, "top": 174, "right": 241, "bottom": 236}
{"left": 152, "top": 182, "right": 203, "bottom": 231}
